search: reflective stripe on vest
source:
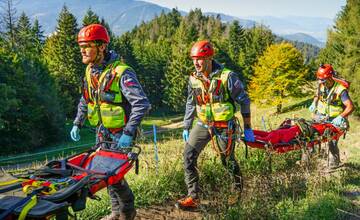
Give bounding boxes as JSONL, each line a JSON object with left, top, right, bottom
{"left": 85, "top": 61, "right": 131, "bottom": 128}
{"left": 317, "top": 82, "right": 346, "bottom": 117}
{"left": 190, "top": 68, "right": 234, "bottom": 122}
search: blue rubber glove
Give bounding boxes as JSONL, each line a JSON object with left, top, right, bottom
{"left": 308, "top": 101, "right": 316, "bottom": 113}
{"left": 70, "top": 125, "right": 80, "bottom": 141}
{"left": 117, "top": 134, "right": 133, "bottom": 148}
{"left": 244, "top": 128, "right": 255, "bottom": 142}
{"left": 331, "top": 115, "right": 345, "bottom": 127}
{"left": 182, "top": 130, "right": 189, "bottom": 142}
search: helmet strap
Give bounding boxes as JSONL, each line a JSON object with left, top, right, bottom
{"left": 93, "top": 43, "right": 106, "bottom": 65}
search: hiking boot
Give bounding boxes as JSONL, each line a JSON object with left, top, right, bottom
{"left": 175, "top": 196, "right": 199, "bottom": 209}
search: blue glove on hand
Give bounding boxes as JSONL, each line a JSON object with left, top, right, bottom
{"left": 117, "top": 134, "right": 133, "bottom": 148}
{"left": 308, "top": 101, "right": 316, "bottom": 113}
{"left": 182, "top": 130, "right": 189, "bottom": 142}
{"left": 331, "top": 115, "right": 345, "bottom": 127}
{"left": 244, "top": 128, "right": 255, "bottom": 142}
{"left": 70, "top": 125, "right": 80, "bottom": 141}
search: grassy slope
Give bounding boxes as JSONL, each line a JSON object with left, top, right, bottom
{"left": 0, "top": 115, "right": 182, "bottom": 167}
{"left": 77, "top": 99, "right": 360, "bottom": 219}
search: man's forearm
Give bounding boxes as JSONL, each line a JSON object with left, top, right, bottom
{"left": 242, "top": 113, "right": 252, "bottom": 128}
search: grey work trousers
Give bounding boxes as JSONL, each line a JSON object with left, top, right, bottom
{"left": 184, "top": 123, "right": 242, "bottom": 198}
{"left": 314, "top": 114, "right": 341, "bottom": 165}
{"left": 97, "top": 125, "right": 135, "bottom": 218}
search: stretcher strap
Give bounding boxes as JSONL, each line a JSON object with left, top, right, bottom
{"left": 18, "top": 195, "right": 37, "bottom": 220}
{"left": 0, "top": 178, "right": 24, "bottom": 187}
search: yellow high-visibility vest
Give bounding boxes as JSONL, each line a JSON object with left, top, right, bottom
{"left": 85, "top": 61, "right": 132, "bottom": 128}
{"left": 190, "top": 68, "right": 234, "bottom": 123}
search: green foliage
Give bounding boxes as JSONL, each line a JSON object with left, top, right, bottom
{"left": 0, "top": 47, "right": 65, "bottom": 155}
{"left": 163, "top": 20, "right": 194, "bottom": 112}
{"left": 42, "top": 5, "right": 83, "bottom": 117}
{"left": 318, "top": 0, "right": 360, "bottom": 115}
{"left": 31, "top": 19, "right": 44, "bottom": 54}
{"left": 113, "top": 32, "right": 138, "bottom": 68}
{"left": 114, "top": 9, "right": 182, "bottom": 111}
{"left": 238, "top": 25, "right": 275, "bottom": 83}
{"left": 250, "top": 42, "right": 308, "bottom": 112}
{"left": 275, "top": 192, "right": 354, "bottom": 220}
{"left": 15, "top": 12, "right": 32, "bottom": 52}
{"left": 111, "top": 9, "right": 279, "bottom": 111}
{"left": 227, "top": 20, "right": 245, "bottom": 66}
{"left": 82, "top": 7, "right": 100, "bottom": 26}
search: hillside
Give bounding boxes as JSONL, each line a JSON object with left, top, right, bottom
{"left": 16, "top": 0, "right": 171, "bottom": 35}
{"left": 14, "top": 0, "right": 328, "bottom": 45}
{"left": 282, "top": 33, "right": 325, "bottom": 48}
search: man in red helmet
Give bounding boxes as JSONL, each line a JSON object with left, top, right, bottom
{"left": 70, "top": 24, "right": 150, "bottom": 220}
{"left": 308, "top": 64, "right": 354, "bottom": 168}
{"left": 176, "top": 40, "right": 255, "bottom": 209}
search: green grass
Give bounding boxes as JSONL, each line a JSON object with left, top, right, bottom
{"left": 0, "top": 114, "right": 182, "bottom": 167}
{"left": 4, "top": 98, "right": 360, "bottom": 219}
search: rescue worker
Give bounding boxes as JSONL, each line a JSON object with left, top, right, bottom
{"left": 308, "top": 64, "right": 354, "bottom": 168}
{"left": 70, "top": 24, "right": 150, "bottom": 220}
{"left": 176, "top": 40, "right": 255, "bottom": 209}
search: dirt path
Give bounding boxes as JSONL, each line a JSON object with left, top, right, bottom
{"left": 135, "top": 205, "right": 202, "bottom": 220}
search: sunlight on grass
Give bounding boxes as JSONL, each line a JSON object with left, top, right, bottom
{"left": 3, "top": 98, "right": 359, "bottom": 219}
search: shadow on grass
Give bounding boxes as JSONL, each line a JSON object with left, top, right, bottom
{"left": 280, "top": 98, "right": 313, "bottom": 114}
{"left": 343, "top": 162, "right": 360, "bottom": 186}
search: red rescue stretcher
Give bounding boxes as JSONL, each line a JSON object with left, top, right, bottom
{"left": 243, "top": 118, "right": 346, "bottom": 153}
{"left": 0, "top": 142, "right": 140, "bottom": 220}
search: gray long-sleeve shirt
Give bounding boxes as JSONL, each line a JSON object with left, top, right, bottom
{"left": 183, "top": 60, "right": 250, "bottom": 130}
{"left": 73, "top": 51, "right": 150, "bottom": 136}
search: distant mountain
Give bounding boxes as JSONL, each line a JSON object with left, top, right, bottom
{"left": 281, "top": 33, "right": 325, "bottom": 48}
{"left": 245, "top": 16, "right": 333, "bottom": 43}
{"left": 204, "top": 12, "right": 255, "bottom": 28}
{"left": 15, "top": 0, "right": 172, "bottom": 35}
{"left": 13, "top": 0, "right": 330, "bottom": 45}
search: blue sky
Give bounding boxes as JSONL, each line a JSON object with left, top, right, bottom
{"left": 143, "top": 0, "right": 346, "bottom": 19}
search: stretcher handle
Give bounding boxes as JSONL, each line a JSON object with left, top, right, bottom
{"left": 95, "top": 141, "right": 141, "bottom": 156}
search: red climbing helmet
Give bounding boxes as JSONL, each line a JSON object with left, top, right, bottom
{"left": 190, "top": 40, "right": 214, "bottom": 58}
{"left": 78, "top": 24, "right": 110, "bottom": 44}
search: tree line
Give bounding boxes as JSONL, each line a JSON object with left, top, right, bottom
{"left": 0, "top": 1, "right": 327, "bottom": 155}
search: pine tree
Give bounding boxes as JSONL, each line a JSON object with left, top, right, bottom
{"left": 32, "top": 18, "right": 44, "bottom": 54}
{"left": 228, "top": 20, "right": 244, "bottom": 63}
{"left": 16, "top": 12, "right": 32, "bottom": 52}
{"left": 43, "top": 5, "right": 82, "bottom": 117}
{"left": 0, "top": 47, "right": 65, "bottom": 155}
{"left": 238, "top": 24, "right": 275, "bottom": 84}
{"left": 0, "top": 0, "right": 17, "bottom": 48}
{"left": 113, "top": 32, "right": 138, "bottom": 69}
{"left": 249, "top": 42, "right": 307, "bottom": 113}
{"left": 82, "top": 7, "right": 100, "bottom": 26}
{"left": 163, "top": 20, "right": 194, "bottom": 112}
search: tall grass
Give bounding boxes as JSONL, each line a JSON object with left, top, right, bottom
{"left": 6, "top": 99, "right": 359, "bottom": 219}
